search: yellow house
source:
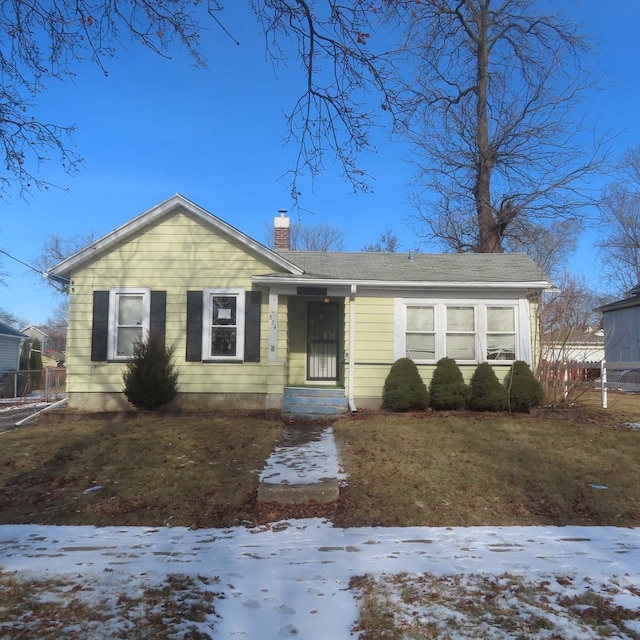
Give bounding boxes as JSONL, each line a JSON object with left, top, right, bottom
{"left": 49, "top": 194, "right": 551, "bottom": 413}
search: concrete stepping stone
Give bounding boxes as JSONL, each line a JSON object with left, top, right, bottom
{"left": 257, "top": 424, "right": 344, "bottom": 504}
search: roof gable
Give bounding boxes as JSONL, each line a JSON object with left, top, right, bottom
{"left": 21, "top": 325, "right": 49, "bottom": 338}
{"left": 49, "top": 194, "right": 303, "bottom": 278}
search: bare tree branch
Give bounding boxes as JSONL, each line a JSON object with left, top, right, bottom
{"left": 596, "top": 144, "right": 640, "bottom": 295}
{"left": 265, "top": 218, "right": 345, "bottom": 250}
{"left": 388, "top": 0, "right": 611, "bottom": 254}
{"left": 0, "top": 0, "right": 215, "bottom": 195}
{"left": 252, "top": 0, "right": 399, "bottom": 202}
{"left": 34, "top": 231, "right": 97, "bottom": 292}
{"left": 363, "top": 228, "right": 400, "bottom": 252}
{"left": 0, "top": 1, "right": 401, "bottom": 204}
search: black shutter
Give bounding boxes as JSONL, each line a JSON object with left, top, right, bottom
{"left": 244, "top": 290, "right": 262, "bottom": 362}
{"left": 150, "top": 291, "right": 167, "bottom": 347}
{"left": 186, "top": 291, "right": 203, "bottom": 362}
{"left": 91, "top": 291, "right": 109, "bottom": 362}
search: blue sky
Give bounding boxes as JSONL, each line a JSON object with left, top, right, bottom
{"left": 1, "top": 1, "right": 639, "bottom": 325}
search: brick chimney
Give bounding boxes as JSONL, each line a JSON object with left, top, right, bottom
{"left": 274, "top": 210, "right": 290, "bottom": 250}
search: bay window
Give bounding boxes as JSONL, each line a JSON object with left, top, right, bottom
{"left": 399, "top": 299, "right": 520, "bottom": 364}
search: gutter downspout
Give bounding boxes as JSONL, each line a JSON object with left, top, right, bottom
{"left": 348, "top": 284, "right": 357, "bottom": 413}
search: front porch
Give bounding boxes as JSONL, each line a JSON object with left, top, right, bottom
{"left": 263, "top": 285, "right": 357, "bottom": 415}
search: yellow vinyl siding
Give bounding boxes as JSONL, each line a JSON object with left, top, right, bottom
{"left": 65, "top": 209, "right": 276, "bottom": 402}
{"left": 350, "top": 296, "right": 395, "bottom": 402}
{"left": 287, "top": 297, "right": 307, "bottom": 385}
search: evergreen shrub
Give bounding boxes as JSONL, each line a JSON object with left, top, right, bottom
{"left": 122, "top": 333, "right": 179, "bottom": 410}
{"left": 505, "top": 360, "right": 544, "bottom": 412}
{"left": 429, "top": 357, "right": 468, "bottom": 410}
{"left": 382, "top": 357, "right": 429, "bottom": 411}
{"left": 468, "top": 362, "right": 506, "bottom": 411}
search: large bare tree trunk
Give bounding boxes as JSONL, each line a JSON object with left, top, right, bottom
{"left": 474, "top": 3, "right": 502, "bottom": 253}
{"left": 394, "top": 0, "right": 605, "bottom": 258}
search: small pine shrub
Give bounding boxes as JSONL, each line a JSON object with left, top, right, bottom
{"left": 468, "top": 362, "right": 506, "bottom": 411}
{"left": 429, "top": 357, "right": 468, "bottom": 410}
{"left": 123, "top": 333, "right": 179, "bottom": 410}
{"left": 382, "top": 357, "right": 429, "bottom": 411}
{"left": 505, "top": 360, "right": 544, "bottom": 413}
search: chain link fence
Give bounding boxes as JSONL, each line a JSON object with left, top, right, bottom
{"left": 0, "top": 368, "right": 66, "bottom": 402}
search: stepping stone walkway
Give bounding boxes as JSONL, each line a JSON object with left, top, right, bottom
{"left": 257, "top": 424, "right": 345, "bottom": 504}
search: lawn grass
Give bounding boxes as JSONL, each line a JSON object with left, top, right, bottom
{"left": 0, "top": 411, "right": 282, "bottom": 528}
{"left": 333, "top": 391, "right": 640, "bottom": 527}
{"left": 1, "top": 392, "right": 640, "bottom": 528}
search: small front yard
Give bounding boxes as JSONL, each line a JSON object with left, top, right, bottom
{"left": 1, "top": 394, "right": 640, "bottom": 638}
{"left": 1, "top": 393, "right": 639, "bottom": 528}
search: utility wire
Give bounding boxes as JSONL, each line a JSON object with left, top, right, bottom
{"left": 0, "top": 247, "right": 69, "bottom": 286}
{"left": 0, "top": 248, "right": 45, "bottom": 277}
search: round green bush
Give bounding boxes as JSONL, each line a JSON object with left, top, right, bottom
{"left": 429, "top": 357, "right": 468, "bottom": 410}
{"left": 505, "top": 360, "right": 544, "bottom": 412}
{"left": 123, "top": 333, "right": 179, "bottom": 410}
{"left": 382, "top": 357, "right": 429, "bottom": 411}
{"left": 468, "top": 362, "right": 506, "bottom": 411}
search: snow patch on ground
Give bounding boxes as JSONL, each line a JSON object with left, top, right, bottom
{"left": 1, "top": 521, "right": 639, "bottom": 638}
{"left": 0, "top": 401, "right": 49, "bottom": 413}
{"left": 259, "top": 426, "right": 346, "bottom": 485}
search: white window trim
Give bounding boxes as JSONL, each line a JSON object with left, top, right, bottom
{"left": 445, "top": 304, "right": 478, "bottom": 364}
{"left": 484, "top": 305, "right": 518, "bottom": 361}
{"left": 402, "top": 303, "right": 438, "bottom": 363}
{"left": 107, "top": 288, "right": 151, "bottom": 361}
{"left": 202, "top": 288, "right": 246, "bottom": 361}
{"left": 395, "top": 298, "right": 525, "bottom": 364}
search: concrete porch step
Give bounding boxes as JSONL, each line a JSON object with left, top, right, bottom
{"left": 281, "top": 387, "right": 349, "bottom": 420}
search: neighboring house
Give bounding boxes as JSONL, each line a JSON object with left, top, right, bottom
{"left": 598, "top": 286, "right": 640, "bottom": 363}
{"left": 48, "top": 194, "right": 552, "bottom": 412}
{"left": 542, "top": 327, "right": 605, "bottom": 364}
{"left": 21, "top": 324, "right": 67, "bottom": 357}
{"left": 0, "top": 321, "right": 27, "bottom": 383}
{"left": 541, "top": 327, "right": 604, "bottom": 383}
{"left": 21, "top": 325, "right": 49, "bottom": 353}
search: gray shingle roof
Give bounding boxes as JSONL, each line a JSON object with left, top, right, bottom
{"left": 598, "top": 293, "right": 640, "bottom": 313}
{"left": 0, "top": 321, "right": 25, "bottom": 338}
{"left": 269, "top": 251, "right": 548, "bottom": 284}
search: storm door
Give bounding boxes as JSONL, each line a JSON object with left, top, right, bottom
{"left": 307, "top": 301, "right": 340, "bottom": 381}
